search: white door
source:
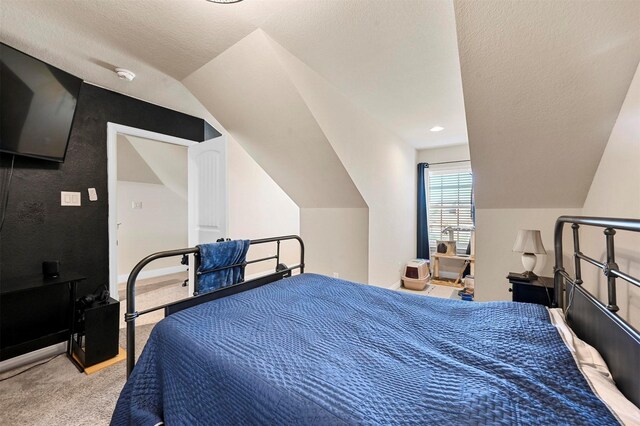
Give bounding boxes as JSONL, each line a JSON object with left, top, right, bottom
{"left": 187, "top": 135, "right": 228, "bottom": 295}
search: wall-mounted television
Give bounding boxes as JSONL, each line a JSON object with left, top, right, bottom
{"left": 1, "top": 43, "right": 83, "bottom": 163}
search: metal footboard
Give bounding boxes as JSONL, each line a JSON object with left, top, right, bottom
{"left": 125, "top": 235, "right": 305, "bottom": 377}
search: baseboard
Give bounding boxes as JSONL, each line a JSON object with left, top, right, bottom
{"left": 0, "top": 342, "right": 66, "bottom": 374}
{"left": 390, "top": 280, "right": 402, "bottom": 290}
{"left": 118, "top": 265, "right": 188, "bottom": 284}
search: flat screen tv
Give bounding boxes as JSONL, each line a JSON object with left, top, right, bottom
{"left": 1, "top": 43, "right": 82, "bottom": 162}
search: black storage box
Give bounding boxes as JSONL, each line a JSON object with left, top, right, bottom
{"left": 72, "top": 297, "right": 119, "bottom": 367}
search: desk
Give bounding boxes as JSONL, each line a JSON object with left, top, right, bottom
{"left": 0, "top": 273, "right": 85, "bottom": 361}
{"left": 431, "top": 253, "right": 475, "bottom": 288}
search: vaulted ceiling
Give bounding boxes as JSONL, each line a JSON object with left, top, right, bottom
{"left": 0, "top": 0, "right": 467, "bottom": 150}
{"left": 1, "top": 0, "right": 638, "bottom": 210}
{"left": 454, "top": 0, "right": 640, "bottom": 208}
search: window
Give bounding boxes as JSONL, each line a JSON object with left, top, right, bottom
{"left": 427, "top": 167, "right": 474, "bottom": 256}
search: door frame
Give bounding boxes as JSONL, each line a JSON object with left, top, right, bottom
{"left": 106, "top": 122, "right": 196, "bottom": 299}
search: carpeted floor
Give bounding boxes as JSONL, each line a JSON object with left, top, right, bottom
{"left": 118, "top": 272, "right": 189, "bottom": 328}
{"left": 0, "top": 273, "right": 188, "bottom": 425}
{"left": 0, "top": 324, "right": 154, "bottom": 426}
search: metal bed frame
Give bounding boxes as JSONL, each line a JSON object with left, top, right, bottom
{"left": 553, "top": 216, "right": 640, "bottom": 408}
{"left": 124, "top": 235, "right": 305, "bottom": 377}
{"left": 124, "top": 217, "right": 640, "bottom": 410}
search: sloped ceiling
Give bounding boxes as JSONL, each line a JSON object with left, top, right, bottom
{"left": 0, "top": 0, "right": 467, "bottom": 150}
{"left": 454, "top": 0, "right": 640, "bottom": 208}
{"left": 116, "top": 135, "right": 188, "bottom": 200}
{"left": 3, "top": 0, "right": 639, "bottom": 211}
{"left": 0, "top": 0, "right": 229, "bottom": 122}
{"left": 183, "top": 30, "right": 366, "bottom": 209}
{"left": 127, "top": 135, "right": 188, "bottom": 200}
{"left": 116, "top": 135, "right": 162, "bottom": 185}
{"left": 260, "top": 0, "right": 468, "bottom": 149}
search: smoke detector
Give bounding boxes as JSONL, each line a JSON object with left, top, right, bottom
{"left": 115, "top": 68, "right": 135, "bottom": 81}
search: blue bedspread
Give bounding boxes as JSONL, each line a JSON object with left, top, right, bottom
{"left": 112, "top": 273, "right": 617, "bottom": 425}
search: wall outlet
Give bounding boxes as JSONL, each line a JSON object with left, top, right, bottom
{"left": 131, "top": 201, "right": 143, "bottom": 209}
{"left": 60, "top": 191, "right": 81, "bottom": 206}
{"left": 333, "top": 272, "right": 340, "bottom": 278}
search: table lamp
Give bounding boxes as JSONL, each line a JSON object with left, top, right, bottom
{"left": 512, "top": 229, "right": 546, "bottom": 279}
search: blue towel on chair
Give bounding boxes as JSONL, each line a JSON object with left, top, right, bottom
{"left": 196, "top": 240, "right": 250, "bottom": 294}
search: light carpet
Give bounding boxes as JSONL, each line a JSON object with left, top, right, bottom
{"left": 0, "top": 324, "right": 154, "bottom": 426}
{"left": 0, "top": 272, "right": 189, "bottom": 425}
{"left": 118, "top": 272, "right": 189, "bottom": 328}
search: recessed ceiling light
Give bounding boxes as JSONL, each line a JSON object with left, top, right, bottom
{"left": 430, "top": 126, "right": 444, "bottom": 132}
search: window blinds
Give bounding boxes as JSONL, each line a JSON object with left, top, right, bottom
{"left": 427, "top": 169, "right": 473, "bottom": 255}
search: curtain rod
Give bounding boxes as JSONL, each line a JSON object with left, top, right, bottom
{"left": 426, "top": 159, "right": 470, "bottom": 166}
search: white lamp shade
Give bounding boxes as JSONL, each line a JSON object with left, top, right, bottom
{"left": 512, "top": 229, "right": 546, "bottom": 254}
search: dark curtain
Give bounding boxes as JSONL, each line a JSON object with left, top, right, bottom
{"left": 464, "top": 173, "right": 475, "bottom": 276}
{"left": 417, "top": 163, "right": 429, "bottom": 259}
{"left": 471, "top": 174, "right": 476, "bottom": 225}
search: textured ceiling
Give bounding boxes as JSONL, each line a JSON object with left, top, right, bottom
{"left": 2, "top": 0, "right": 279, "bottom": 80}
{"left": 0, "top": 0, "right": 467, "bottom": 150}
{"left": 0, "top": 0, "right": 257, "bottom": 122}
{"left": 184, "top": 30, "right": 367, "bottom": 209}
{"left": 454, "top": 0, "right": 640, "bottom": 208}
{"left": 3, "top": 0, "right": 638, "bottom": 210}
{"left": 261, "top": 0, "right": 468, "bottom": 149}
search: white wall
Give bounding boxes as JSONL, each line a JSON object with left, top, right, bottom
{"left": 580, "top": 62, "right": 640, "bottom": 329}
{"left": 417, "top": 144, "right": 470, "bottom": 164}
{"left": 269, "top": 36, "right": 416, "bottom": 287}
{"left": 228, "top": 138, "right": 301, "bottom": 277}
{"left": 117, "top": 181, "right": 188, "bottom": 277}
{"left": 474, "top": 208, "right": 581, "bottom": 301}
{"left": 300, "top": 208, "right": 369, "bottom": 284}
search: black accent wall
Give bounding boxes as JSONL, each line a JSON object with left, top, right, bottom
{"left": 0, "top": 82, "right": 219, "bottom": 358}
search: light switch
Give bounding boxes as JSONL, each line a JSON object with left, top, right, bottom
{"left": 88, "top": 188, "right": 98, "bottom": 201}
{"left": 61, "top": 191, "right": 81, "bottom": 206}
{"left": 131, "top": 201, "right": 143, "bottom": 209}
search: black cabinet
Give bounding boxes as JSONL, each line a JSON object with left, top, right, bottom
{"left": 508, "top": 274, "right": 553, "bottom": 307}
{"left": 71, "top": 298, "right": 120, "bottom": 368}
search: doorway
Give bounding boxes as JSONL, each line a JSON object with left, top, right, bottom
{"left": 106, "top": 123, "right": 229, "bottom": 309}
{"left": 116, "top": 133, "right": 189, "bottom": 325}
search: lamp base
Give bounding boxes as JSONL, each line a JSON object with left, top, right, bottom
{"left": 521, "top": 252, "right": 538, "bottom": 280}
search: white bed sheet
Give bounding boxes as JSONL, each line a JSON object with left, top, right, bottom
{"left": 548, "top": 308, "right": 640, "bottom": 425}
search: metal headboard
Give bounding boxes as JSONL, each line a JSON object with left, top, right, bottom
{"left": 553, "top": 216, "right": 640, "bottom": 407}
{"left": 124, "top": 235, "right": 305, "bottom": 377}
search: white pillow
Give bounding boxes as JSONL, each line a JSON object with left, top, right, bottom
{"left": 548, "top": 308, "right": 640, "bottom": 425}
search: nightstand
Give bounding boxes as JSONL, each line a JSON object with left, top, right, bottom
{"left": 507, "top": 274, "right": 554, "bottom": 307}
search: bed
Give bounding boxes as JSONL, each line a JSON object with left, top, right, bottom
{"left": 111, "top": 217, "right": 640, "bottom": 425}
